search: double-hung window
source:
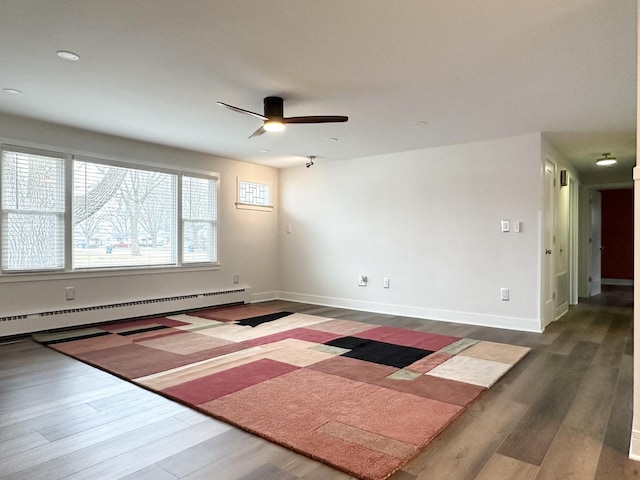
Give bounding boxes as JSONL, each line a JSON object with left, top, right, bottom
{"left": 1, "top": 148, "right": 66, "bottom": 272}
{"left": 182, "top": 175, "right": 217, "bottom": 264}
{"left": 0, "top": 145, "right": 218, "bottom": 273}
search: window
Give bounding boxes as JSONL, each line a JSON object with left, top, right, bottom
{"left": 182, "top": 175, "right": 217, "bottom": 264}
{"left": 0, "top": 145, "right": 218, "bottom": 273}
{"left": 236, "top": 178, "right": 272, "bottom": 211}
{"left": 73, "top": 160, "right": 177, "bottom": 269}
{"left": 1, "top": 148, "right": 66, "bottom": 272}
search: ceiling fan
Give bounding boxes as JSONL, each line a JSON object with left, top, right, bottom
{"left": 216, "top": 96, "right": 348, "bottom": 138}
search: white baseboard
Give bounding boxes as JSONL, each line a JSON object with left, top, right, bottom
{"left": 275, "top": 291, "right": 542, "bottom": 333}
{"left": 251, "top": 291, "right": 280, "bottom": 303}
{"left": 602, "top": 278, "right": 634, "bottom": 286}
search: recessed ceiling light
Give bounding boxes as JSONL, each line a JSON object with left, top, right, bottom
{"left": 56, "top": 50, "right": 80, "bottom": 61}
{"left": 415, "top": 121, "right": 428, "bottom": 126}
{"left": 328, "top": 137, "right": 338, "bottom": 142}
{"left": 2, "top": 88, "right": 23, "bottom": 95}
{"left": 260, "top": 149, "right": 270, "bottom": 153}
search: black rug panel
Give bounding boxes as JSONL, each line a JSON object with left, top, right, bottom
{"left": 119, "top": 325, "right": 170, "bottom": 336}
{"left": 325, "top": 336, "right": 433, "bottom": 369}
{"left": 41, "top": 331, "right": 112, "bottom": 345}
{"left": 236, "top": 311, "right": 293, "bottom": 327}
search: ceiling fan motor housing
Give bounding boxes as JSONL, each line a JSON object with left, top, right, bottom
{"left": 264, "top": 96, "right": 284, "bottom": 119}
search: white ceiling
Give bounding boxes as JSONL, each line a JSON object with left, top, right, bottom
{"left": 0, "top": 1, "right": 636, "bottom": 183}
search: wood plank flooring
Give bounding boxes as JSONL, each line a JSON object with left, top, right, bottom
{"left": 1, "top": 295, "right": 638, "bottom": 480}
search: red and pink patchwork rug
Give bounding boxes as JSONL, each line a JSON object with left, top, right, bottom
{"left": 34, "top": 305, "right": 530, "bottom": 480}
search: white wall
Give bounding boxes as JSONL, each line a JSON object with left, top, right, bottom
{"left": 279, "top": 133, "right": 544, "bottom": 332}
{"left": 0, "top": 114, "right": 280, "bottom": 335}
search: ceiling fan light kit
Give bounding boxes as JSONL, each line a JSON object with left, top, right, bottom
{"left": 263, "top": 120, "right": 285, "bottom": 132}
{"left": 217, "top": 96, "right": 348, "bottom": 138}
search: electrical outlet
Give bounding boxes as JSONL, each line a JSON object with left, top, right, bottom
{"left": 233, "top": 274, "right": 240, "bottom": 285}
{"left": 500, "top": 288, "right": 510, "bottom": 301}
{"left": 383, "top": 277, "right": 390, "bottom": 288}
{"left": 65, "top": 286, "right": 75, "bottom": 300}
{"left": 358, "top": 275, "right": 367, "bottom": 287}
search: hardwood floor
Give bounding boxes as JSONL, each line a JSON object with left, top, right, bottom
{"left": 1, "top": 296, "right": 638, "bottom": 480}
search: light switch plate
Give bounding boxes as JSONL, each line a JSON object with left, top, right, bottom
{"left": 501, "top": 220, "right": 510, "bottom": 232}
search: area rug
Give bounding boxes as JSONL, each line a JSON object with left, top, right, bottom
{"left": 34, "top": 305, "right": 530, "bottom": 480}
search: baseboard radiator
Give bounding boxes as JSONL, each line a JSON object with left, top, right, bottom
{"left": 0, "top": 288, "right": 249, "bottom": 338}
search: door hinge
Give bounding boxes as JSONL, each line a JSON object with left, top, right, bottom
{"left": 553, "top": 291, "right": 556, "bottom": 300}
{"left": 588, "top": 276, "right": 592, "bottom": 282}
{"left": 589, "top": 237, "right": 592, "bottom": 243}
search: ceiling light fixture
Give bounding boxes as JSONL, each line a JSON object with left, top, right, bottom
{"left": 260, "top": 149, "right": 270, "bottom": 153}
{"left": 2, "top": 88, "right": 23, "bottom": 95}
{"left": 328, "top": 137, "right": 338, "bottom": 142}
{"left": 263, "top": 120, "right": 285, "bottom": 133}
{"left": 56, "top": 50, "right": 80, "bottom": 61}
{"left": 596, "top": 153, "right": 617, "bottom": 167}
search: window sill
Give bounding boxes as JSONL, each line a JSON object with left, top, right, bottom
{"left": 0, "top": 263, "right": 221, "bottom": 283}
{"left": 235, "top": 202, "right": 274, "bottom": 212}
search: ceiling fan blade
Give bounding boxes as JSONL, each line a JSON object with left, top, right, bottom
{"left": 283, "top": 116, "right": 348, "bottom": 124}
{"left": 216, "top": 102, "right": 267, "bottom": 121}
{"left": 248, "top": 125, "right": 266, "bottom": 138}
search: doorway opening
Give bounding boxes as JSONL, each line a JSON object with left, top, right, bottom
{"left": 579, "top": 187, "right": 633, "bottom": 308}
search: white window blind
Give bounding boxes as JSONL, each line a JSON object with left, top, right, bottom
{"left": 73, "top": 160, "right": 177, "bottom": 269}
{"left": 1, "top": 148, "right": 66, "bottom": 272}
{"left": 182, "top": 175, "right": 217, "bottom": 264}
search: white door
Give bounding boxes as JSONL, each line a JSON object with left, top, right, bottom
{"left": 543, "top": 160, "right": 556, "bottom": 326}
{"left": 589, "top": 190, "right": 602, "bottom": 296}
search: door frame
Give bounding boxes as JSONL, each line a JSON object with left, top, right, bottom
{"left": 542, "top": 157, "right": 557, "bottom": 328}
{"left": 589, "top": 189, "right": 603, "bottom": 296}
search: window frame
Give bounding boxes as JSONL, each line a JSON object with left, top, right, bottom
{"left": 0, "top": 144, "right": 220, "bottom": 277}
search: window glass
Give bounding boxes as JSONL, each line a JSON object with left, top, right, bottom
{"left": 238, "top": 180, "right": 271, "bottom": 206}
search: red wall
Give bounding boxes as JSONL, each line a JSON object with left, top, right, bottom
{"left": 601, "top": 188, "right": 633, "bottom": 280}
